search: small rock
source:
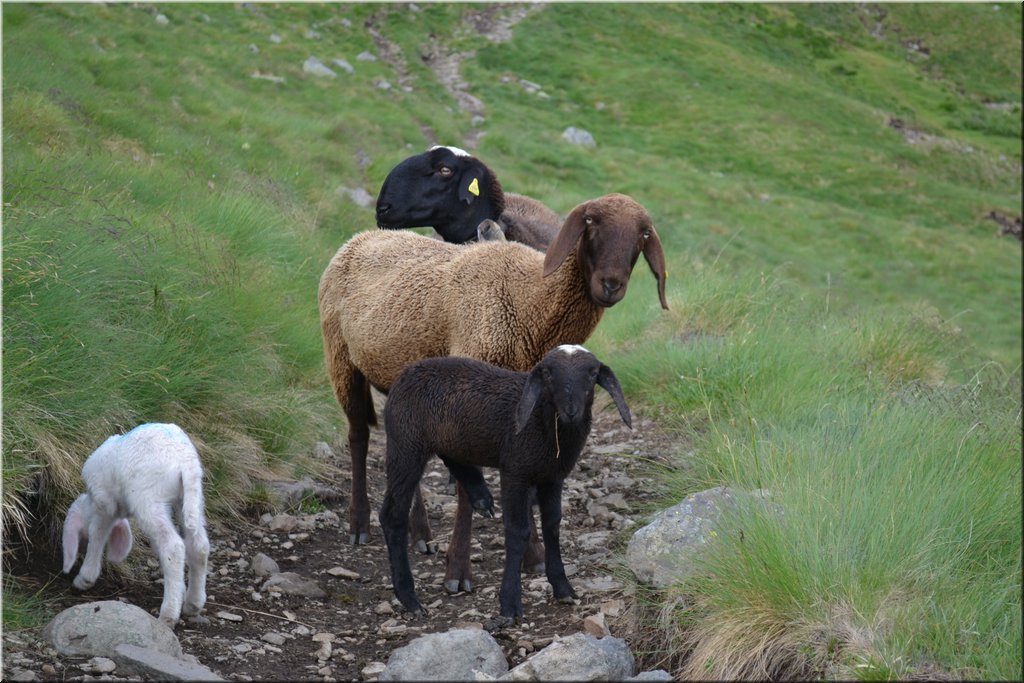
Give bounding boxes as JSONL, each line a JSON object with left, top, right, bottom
{"left": 87, "top": 656, "right": 117, "bottom": 673}
{"left": 374, "top": 601, "right": 394, "bottom": 615}
{"left": 251, "top": 552, "right": 280, "bottom": 577}
{"left": 154, "top": 14, "right": 169, "bottom": 26}
{"left": 262, "top": 572, "right": 327, "bottom": 598}
{"left": 269, "top": 33, "right": 282, "bottom": 44}
{"left": 261, "top": 632, "right": 287, "bottom": 646}
{"left": 331, "top": 58, "right": 355, "bottom": 74}
{"left": 8, "top": 669, "right": 36, "bottom": 681}
{"left": 303, "top": 56, "right": 336, "bottom": 78}
{"left": 267, "top": 513, "right": 299, "bottom": 532}
{"left": 600, "top": 599, "right": 625, "bottom": 617}
{"left": 326, "top": 566, "right": 361, "bottom": 580}
{"left": 216, "top": 611, "right": 244, "bottom": 622}
{"left": 362, "top": 661, "right": 387, "bottom": 677}
{"left": 583, "top": 612, "right": 610, "bottom": 637}
{"left": 336, "top": 186, "right": 374, "bottom": 208}
{"left": 356, "top": 51, "right": 377, "bottom": 62}
{"left": 312, "top": 632, "right": 336, "bottom": 643}
{"left": 562, "top": 126, "right": 596, "bottom": 147}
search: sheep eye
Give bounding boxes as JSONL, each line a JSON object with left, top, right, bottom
{"left": 438, "top": 166, "right": 454, "bottom": 177}
{"left": 642, "top": 230, "right": 652, "bottom": 240}
{"left": 584, "top": 216, "right": 594, "bottom": 226}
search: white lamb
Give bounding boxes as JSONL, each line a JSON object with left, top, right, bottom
{"left": 61, "top": 422, "right": 209, "bottom": 627}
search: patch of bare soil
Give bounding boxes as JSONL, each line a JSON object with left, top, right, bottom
{"left": 2, "top": 398, "right": 681, "bottom": 681}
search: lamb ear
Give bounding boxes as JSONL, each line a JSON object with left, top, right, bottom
{"left": 62, "top": 495, "right": 87, "bottom": 573}
{"left": 597, "top": 364, "right": 632, "bottom": 429}
{"left": 543, "top": 203, "right": 589, "bottom": 277}
{"left": 515, "top": 369, "right": 546, "bottom": 434}
{"left": 643, "top": 226, "right": 669, "bottom": 310}
{"left": 106, "top": 519, "right": 133, "bottom": 563}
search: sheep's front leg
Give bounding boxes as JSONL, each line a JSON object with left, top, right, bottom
{"left": 136, "top": 504, "right": 186, "bottom": 627}
{"left": 441, "top": 461, "right": 495, "bottom": 593}
{"left": 182, "top": 521, "right": 209, "bottom": 616}
{"left": 72, "top": 514, "right": 121, "bottom": 591}
{"left": 537, "top": 480, "right": 576, "bottom": 604}
{"left": 487, "top": 478, "right": 532, "bottom": 631}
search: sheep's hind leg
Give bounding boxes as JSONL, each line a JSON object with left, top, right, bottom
{"left": 344, "top": 371, "right": 374, "bottom": 544}
{"left": 443, "top": 483, "right": 476, "bottom": 594}
{"left": 441, "top": 460, "right": 494, "bottom": 517}
{"left": 182, "top": 520, "right": 209, "bottom": 616}
{"left": 408, "top": 486, "right": 436, "bottom": 555}
{"left": 523, "top": 488, "right": 546, "bottom": 574}
{"left": 136, "top": 504, "right": 187, "bottom": 627}
{"left": 379, "top": 454, "right": 428, "bottom": 615}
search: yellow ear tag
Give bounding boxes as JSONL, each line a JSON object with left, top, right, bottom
{"left": 468, "top": 177, "right": 480, "bottom": 196}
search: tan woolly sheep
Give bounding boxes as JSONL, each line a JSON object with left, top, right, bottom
{"left": 318, "top": 192, "right": 668, "bottom": 592}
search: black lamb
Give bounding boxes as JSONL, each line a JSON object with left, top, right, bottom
{"left": 378, "top": 344, "right": 632, "bottom": 630}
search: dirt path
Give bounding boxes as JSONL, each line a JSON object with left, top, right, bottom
{"left": 3, "top": 398, "right": 680, "bottom": 681}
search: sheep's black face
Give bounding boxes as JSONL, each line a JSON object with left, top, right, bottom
{"left": 375, "top": 146, "right": 497, "bottom": 244}
{"left": 543, "top": 347, "right": 601, "bottom": 427}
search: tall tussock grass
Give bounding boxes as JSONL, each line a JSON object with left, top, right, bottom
{"left": 2, "top": 147, "right": 337, "bottom": 549}
{"left": 610, "top": 265, "right": 1022, "bottom": 679}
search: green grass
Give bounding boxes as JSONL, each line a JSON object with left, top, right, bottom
{"left": 3, "top": 2, "right": 1021, "bottom": 678}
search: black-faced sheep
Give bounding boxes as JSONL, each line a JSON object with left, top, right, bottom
{"left": 375, "top": 145, "right": 561, "bottom": 251}
{"left": 61, "top": 423, "right": 209, "bottom": 627}
{"left": 379, "top": 345, "right": 632, "bottom": 629}
{"left": 318, "top": 192, "right": 668, "bottom": 593}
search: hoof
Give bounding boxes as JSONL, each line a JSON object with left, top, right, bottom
{"left": 444, "top": 578, "right": 472, "bottom": 594}
{"left": 72, "top": 576, "right": 95, "bottom": 591}
{"left": 414, "top": 539, "right": 437, "bottom": 555}
{"left": 484, "top": 614, "right": 518, "bottom": 632}
{"left": 349, "top": 532, "right": 370, "bottom": 545}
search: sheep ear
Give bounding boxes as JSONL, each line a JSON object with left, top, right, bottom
{"left": 597, "top": 364, "right": 632, "bottom": 429}
{"left": 515, "top": 369, "right": 546, "bottom": 434}
{"left": 106, "top": 519, "right": 133, "bottom": 563}
{"left": 643, "top": 227, "right": 669, "bottom": 310}
{"left": 62, "top": 495, "right": 87, "bottom": 573}
{"left": 544, "top": 203, "right": 589, "bottom": 277}
{"left": 458, "top": 173, "right": 482, "bottom": 205}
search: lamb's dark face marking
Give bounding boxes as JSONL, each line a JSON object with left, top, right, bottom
{"left": 515, "top": 345, "right": 632, "bottom": 433}
{"left": 543, "top": 193, "right": 669, "bottom": 310}
{"left": 375, "top": 146, "right": 504, "bottom": 243}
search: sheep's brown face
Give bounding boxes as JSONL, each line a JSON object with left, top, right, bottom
{"left": 578, "top": 198, "right": 654, "bottom": 307}
{"left": 543, "top": 194, "right": 669, "bottom": 310}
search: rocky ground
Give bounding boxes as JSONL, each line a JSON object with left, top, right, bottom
{"left": 2, "top": 396, "right": 682, "bottom": 681}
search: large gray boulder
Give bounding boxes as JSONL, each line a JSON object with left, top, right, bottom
{"left": 504, "top": 633, "right": 635, "bottom": 681}
{"left": 380, "top": 628, "right": 508, "bottom": 680}
{"left": 626, "top": 486, "right": 779, "bottom": 588}
{"left": 43, "top": 601, "right": 182, "bottom": 658}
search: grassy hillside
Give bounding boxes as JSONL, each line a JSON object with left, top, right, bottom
{"left": 3, "top": 3, "right": 1021, "bottom": 679}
